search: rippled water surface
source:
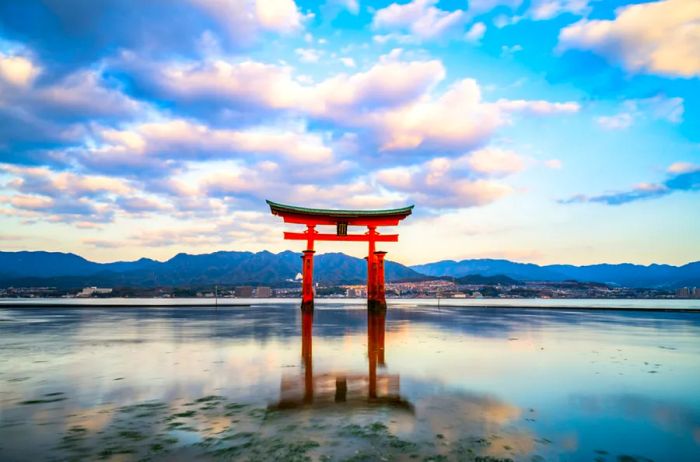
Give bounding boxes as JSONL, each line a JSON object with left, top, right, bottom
{"left": 1, "top": 302, "right": 699, "bottom": 461}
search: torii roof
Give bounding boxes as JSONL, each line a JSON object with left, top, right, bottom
{"left": 266, "top": 200, "right": 413, "bottom": 226}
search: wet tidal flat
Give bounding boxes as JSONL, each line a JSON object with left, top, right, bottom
{"left": 0, "top": 303, "right": 699, "bottom": 461}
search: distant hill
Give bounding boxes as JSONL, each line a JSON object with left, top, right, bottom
{"left": 313, "top": 252, "right": 421, "bottom": 283}
{"left": 0, "top": 250, "right": 423, "bottom": 288}
{"left": 411, "top": 258, "right": 700, "bottom": 289}
{"left": 454, "top": 274, "right": 520, "bottom": 285}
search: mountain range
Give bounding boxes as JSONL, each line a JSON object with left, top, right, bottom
{"left": 412, "top": 258, "right": 700, "bottom": 289}
{"left": 0, "top": 250, "right": 421, "bottom": 288}
{"left": 0, "top": 250, "right": 698, "bottom": 289}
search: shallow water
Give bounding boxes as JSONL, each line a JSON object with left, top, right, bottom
{"left": 0, "top": 302, "right": 699, "bottom": 461}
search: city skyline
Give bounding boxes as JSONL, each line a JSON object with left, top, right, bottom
{"left": 0, "top": 0, "right": 698, "bottom": 266}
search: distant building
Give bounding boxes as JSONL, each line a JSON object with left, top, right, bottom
{"left": 693, "top": 287, "right": 700, "bottom": 299}
{"left": 345, "top": 288, "right": 357, "bottom": 298}
{"left": 76, "top": 287, "right": 112, "bottom": 297}
{"left": 235, "top": 286, "right": 254, "bottom": 298}
{"left": 255, "top": 286, "right": 272, "bottom": 298}
{"left": 676, "top": 287, "right": 691, "bottom": 298}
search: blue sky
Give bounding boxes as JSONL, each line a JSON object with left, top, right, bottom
{"left": 0, "top": 0, "right": 698, "bottom": 265}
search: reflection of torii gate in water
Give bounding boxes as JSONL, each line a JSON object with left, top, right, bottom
{"left": 270, "top": 311, "right": 412, "bottom": 411}
{"left": 266, "top": 200, "right": 414, "bottom": 312}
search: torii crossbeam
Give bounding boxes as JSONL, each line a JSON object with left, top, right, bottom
{"left": 267, "top": 200, "right": 414, "bottom": 312}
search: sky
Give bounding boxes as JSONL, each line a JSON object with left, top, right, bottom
{"left": 0, "top": 0, "right": 698, "bottom": 266}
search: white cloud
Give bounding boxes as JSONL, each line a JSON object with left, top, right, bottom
{"left": 500, "top": 44, "right": 523, "bottom": 57}
{"left": 117, "top": 53, "right": 444, "bottom": 117}
{"left": 466, "top": 147, "right": 525, "bottom": 176}
{"left": 368, "top": 79, "right": 501, "bottom": 151}
{"left": 94, "top": 119, "right": 335, "bottom": 165}
{"left": 311, "top": 56, "right": 445, "bottom": 114}
{"left": 295, "top": 48, "right": 321, "bottom": 63}
{"left": 7, "top": 194, "right": 55, "bottom": 211}
{"left": 493, "top": 14, "right": 522, "bottom": 29}
{"left": 116, "top": 196, "right": 171, "bottom": 213}
{"left": 340, "top": 57, "right": 356, "bottom": 68}
{"left": 558, "top": 0, "right": 700, "bottom": 77}
{"left": 191, "top": 0, "right": 305, "bottom": 44}
{"left": 468, "top": 0, "right": 523, "bottom": 15}
{"left": 465, "top": 22, "right": 486, "bottom": 43}
{"left": 2, "top": 165, "right": 133, "bottom": 198}
{"left": 667, "top": 162, "right": 700, "bottom": 174}
{"left": 597, "top": 112, "right": 634, "bottom": 130}
{"left": 494, "top": 98, "right": 579, "bottom": 114}
{"left": 111, "top": 52, "right": 578, "bottom": 159}
{"left": 363, "top": 79, "right": 577, "bottom": 152}
{"left": 162, "top": 145, "right": 526, "bottom": 213}
{"left": 529, "top": 0, "right": 589, "bottom": 20}
{"left": 333, "top": 0, "right": 359, "bottom": 14}
{"left": 373, "top": 0, "right": 467, "bottom": 41}
{"left": 131, "top": 57, "right": 308, "bottom": 111}
{"left": 372, "top": 33, "right": 416, "bottom": 45}
{"left": 0, "top": 165, "right": 142, "bottom": 223}
{"left": 596, "top": 95, "right": 684, "bottom": 130}
{"left": 255, "top": 0, "right": 305, "bottom": 33}
{"left": 0, "top": 56, "right": 141, "bottom": 150}
{"left": 641, "top": 95, "right": 684, "bottom": 123}
{"left": 83, "top": 211, "right": 281, "bottom": 249}
{"left": 36, "top": 70, "right": 142, "bottom": 119}
{"left": 375, "top": 153, "right": 516, "bottom": 208}
{"left": 191, "top": 163, "right": 397, "bottom": 210}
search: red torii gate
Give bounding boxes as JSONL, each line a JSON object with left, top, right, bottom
{"left": 267, "top": 200, "right": 413, "bottom": 312}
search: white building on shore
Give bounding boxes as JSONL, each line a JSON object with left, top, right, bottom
{"left": 76, "top": 287, "right": 113, "bottom": 297}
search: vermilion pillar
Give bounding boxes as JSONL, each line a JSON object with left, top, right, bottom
{"left": 368, "top": 250, "right": 387, "bottom": 313}
{"left": 375, "top": 251, "right": 386, "bottom": 302}
{"left": 301, "top": 250, "right": 315, "bottom": 313}
{"left": 376, "top": 311, "right": 386, "bottom": 366}
{"left": 365, "top": 255, "right": 375, "bottom": 300}
{"left": 301, "top": 311, "right": 313, "bottom": 402}
{"left": 366, "top": 226, "right": 377, "bottom": 303}
{"left": 368, "top": 310, "right": 386, "bottom": 368}
{"left": 367, "top": 312, "right": 378, "bottom": 399}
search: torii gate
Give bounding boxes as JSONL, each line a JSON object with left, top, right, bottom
{"left": 267, "top": 200, "right": 413, "bottom": 312}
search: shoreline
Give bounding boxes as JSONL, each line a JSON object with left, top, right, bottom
{"left": 1, "top": 298, "right": 700, "bottom": 312}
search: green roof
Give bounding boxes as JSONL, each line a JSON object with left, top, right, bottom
{"left": 266, "top": 200, "right": 414, "bottom": 218}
